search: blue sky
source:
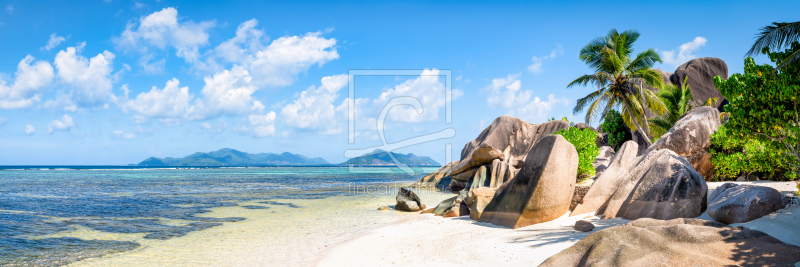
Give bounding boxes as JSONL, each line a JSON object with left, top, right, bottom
{"left": 0, "top": 0, "right": 797, "bottom": 165}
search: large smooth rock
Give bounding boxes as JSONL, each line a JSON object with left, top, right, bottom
{"left": 540, "top": 218, "right": 800, "bottom": 267}
{"left": 467, "top": 187, "right": 496, "bottom": 221}
{"left": 592, "top": 146, "right": 615, "bottom": 176}
{"left": 601, "top": 149, "right": 708, "bottom": 220}
{"left": 469, "top": 165, "right": 489, "bottom": 189}
{"left": 646, "top": 106, "right": 721, "bottom": 180}
{"left": 671, "top": 57, "right": 729, "bottom": 110}
{"left": 707, "top": 183, "right": 786, "bottom": 224}
{"left": 478, "top": 135, "right": 578, "bottom": 229}
{"left": 451, "top": 116, "right": 569, "bottom": 176}
{"left": 414, "top": 161, "right": 457, "bottom": 186}
{"left": 395, "top": 187, "right": 423, "bottom": 212}
{"left": 489, "top": 159, "right": 517, "bottom": 188}
{"left": 572, "top": 141, "right": 639, "bottom": 215}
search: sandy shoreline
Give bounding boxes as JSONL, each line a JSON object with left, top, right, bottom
{"left": 318, "top": 181, "right": 800, "bottom": 266}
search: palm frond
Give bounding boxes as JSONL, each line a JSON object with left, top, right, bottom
{"left": 747, "top": 21, "right": 800, "bottom": 56}
{"left": 627, "top": 49, "right": 662, "bottom": 73}
{"left": 776, "top": 47, "right": 800, "bottom": 70}
{"left": 574, "top": 87, "right": 606, "bottom": 114}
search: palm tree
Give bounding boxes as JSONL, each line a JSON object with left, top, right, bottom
{"left": 568, "top": 29, "right": 667, "bottom": 145}
{"left": 747, "top": 21, "right": 800, "bottom": 70}
{"left": 648, "top": 77, "right": 693, "bottom": 139}
{"left": 648, "top": 76, "right": 718, "bottom": 139}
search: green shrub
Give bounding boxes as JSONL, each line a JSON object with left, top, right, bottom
{"left": 712, "top": 42, "right": 800, "bottom": 181}
{"left": 598, "top": 110, "right": 631, "bottom": 150}
{"left": 710, "top": 124, "right": 797, "bottom": 181}
{"left": 554, "top": 127, "right": 599, "bottom": 181}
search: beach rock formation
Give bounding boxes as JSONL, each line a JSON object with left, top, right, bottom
{"left": 573, "top": 220, "right": 594, "bottom": 232}
{"left": 377, "top": 206, "right": 390, "bottom": 211}
{"left": 540, "top": 218, "right": 800, "bottom": 267}
{"left": 646, "top": 106, "right": 721, "bottom": 180}
{"left": 592, "top": 146, "right": 615, "bottom": 176}
{"left": 449, "top": 116, "right": 569, "bottom": 191}
{"left": 573, "top": 123, "right": 596, "bottom": 132}
{"left": 414, "top": 161, "right": 457, "bottom": 187}
{"left": 601, "top": 149, "right": 708, "bottom": 220}
{"left": 488, "top": 159, "right": 517, "bottom": 188}
{"left": 469, "top": 165, "right": 489, "bottom": 189}
{"left": 395, "top": 188, "right": 424, "bottom": 212}
{"left": 569, "top": 185, "right": 591, "bottom": 212}
{"left": 671, "top": 57, "right": 729, "bottom": 110}
{"left": 707, "top": 183, "right": 786, "bottom": 224}
{"left": 479, "top": 135, "right": 578, "bottom": 229}
{"left": 466, "top": 187, "right": 496, "bottom": 221}
{"left": 571, "top": 141, "right": 639, "bottom": 215}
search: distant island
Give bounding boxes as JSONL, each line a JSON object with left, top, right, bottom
{"left": 134, "top": 148, "right": 440, "bottom": 167}
{"left": 341, "top": 149, "right": 440, "bottom": 166}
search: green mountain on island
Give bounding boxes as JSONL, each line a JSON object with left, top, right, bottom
{"left": 341, "top": 149, "right": 440, "bottom": 166}
{"left": 136, "top": 148, "right": 330, "bottom": 166}
{"left": 135, "top": 148, "right": 440, "bottom": 167}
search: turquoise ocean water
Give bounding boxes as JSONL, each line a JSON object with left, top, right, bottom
{"left": 0, "top": 166, "right": 435, "bottom": 266}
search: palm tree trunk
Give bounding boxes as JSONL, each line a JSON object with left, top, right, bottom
{"left": 623, "top": 101, "right": 653, "bottom": 148}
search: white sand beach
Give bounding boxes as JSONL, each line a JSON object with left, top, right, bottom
{"left": 318, "top": 181, "right": 800, "bottom": 267}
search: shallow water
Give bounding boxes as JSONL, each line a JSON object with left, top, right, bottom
{"left": 0, "top": 167, "right": 445, "bottom": 266}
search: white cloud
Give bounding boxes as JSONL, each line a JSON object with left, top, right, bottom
{"left": 527, "top": 56, "right": 543, "bottom": 73}
{"left": 6, "top": 4, "right": 12, "bottom": 14}
{"left": 25, "top": 124, "right": 35, "bottom": 135}
{"left": 281, "top": 74, "right": 347, "bottom": 133}
{"left": 509, "top": 94, "right": 570, "bottom": 123}
{"left": 188, "top": 65, "right": 259, "bottom": 120}
{"left": 527, "top": 44, "right": 563, "bottom": 73}
{"left": 114, "top": 7, "right": 215, "bottom": 66}
{"left": 112, "top": 130, "right": 135, "bottom": 139}
{"left": 373, "top": 69, "right": 461, "bottom": 123}
{"left": 485, "top": 74, "right": 569, "bottom": 124}
{"left": 248, "top": 32, "right": 338, "bottom": 87}
{"left": 195, "top": 19, "right": 338, "bottom": 88}
{"left": 0, "top": 55, "right": 55, "bottom": 109}
{"left": 0, "top": 117, "right": 6, "bottom": 125}
{"left": 486, "top": 74, "right": 530, "bottom": 108}
{"left": 43, "top": 92, "right": 78, "bottom": 112}
{"left": 47, "top": 114, "right": 75, "bottom": 134}
{"left": 54, "top": 45, "right": 116, "bottom": 107}
{"left": 119, "top": 78, "right": 193, "bottom": 119}
{"left": 42, "top": 33, "right": 66, "bottom": 51}
{"left": 661, "top": 37, "right": 707, "bottom": 67}
{"left": 200, "top": 119, "right": 226, "bottom": 133}
{"left": 234, "top": 112, "right": 276, "bottom": 137}
{"left": 215, "top": 19, "right": 264, "bottom": 64}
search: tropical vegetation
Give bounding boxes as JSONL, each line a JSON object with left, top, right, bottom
{"left": 711, "top": 41, "right": 800, "bottom": 181}
{"left": 647, "top": 76, "right": 718, "bottom": 140}
{"left": 598, "top": 109, "right": 631, "bottom": 150}
{"left": 569, "top": 29, "right": 667, "bottom": 146}
{"left": 554, "top": 127, "right": 599, "bottom": 181}
{"left": 747, "top": 21, "right": 800, "bottom": 70}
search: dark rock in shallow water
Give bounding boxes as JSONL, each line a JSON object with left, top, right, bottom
{"left": 395, "top": 187, "right": 423, "bottom": 212}
{"left": 573, "top": 220, "right": 594, "bottom": 232}
{"left": 377, "top": 206, "right": 391, "bottom": 211}
{"left": 540, "top": 218, "right": 800, "bottom": 267}
{"left": 478, "top": 135, "right": 578, "bottom": 229}
{"left": 707, "top": 183, "right": 785, "bottom": 224}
